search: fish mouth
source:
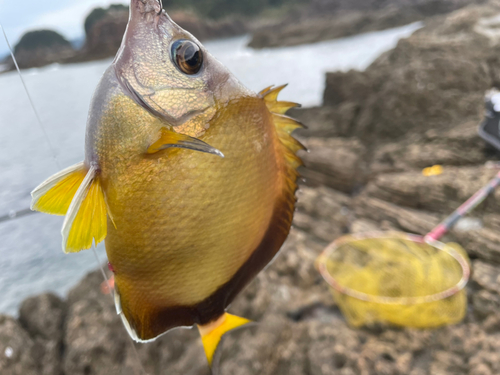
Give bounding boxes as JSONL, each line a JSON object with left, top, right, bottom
{"left": 131, "top": 0, "right": 163, "bottom": 16}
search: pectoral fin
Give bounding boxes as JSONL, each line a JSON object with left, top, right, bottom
{"left": 31, "top": 162, "right": 86, "bottom": 215}
{"left": 61, "top": 165, "right": 107, "bottom": 253}
{"left": 147, "top": 128, "right": 224, "bottom": 158}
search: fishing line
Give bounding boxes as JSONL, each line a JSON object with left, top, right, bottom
{"left": 1, "top": 22, "right": 147, "bottom": 375}
{"left": 0, "top": 22, "right": 61, "bottom": 170}
{"left": 92, "top": 244, "right": 148, "bottom": 375}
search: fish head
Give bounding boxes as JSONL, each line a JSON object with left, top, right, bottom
{"left": 114, "top": 0, "right": 247, "bottom": 136}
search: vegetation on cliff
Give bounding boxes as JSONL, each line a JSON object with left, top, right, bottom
{"left": 164, "top": 0, "right": 306, "bottom": 19}
{"left": 84, "top": 4, "right": 128, "bottom": 36}
{"left": 14, "top": 30, "right": 71, "bottom": 54}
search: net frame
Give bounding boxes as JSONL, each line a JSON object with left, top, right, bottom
{"left": 317, "top": 231, "right": 470, "bottom": 306}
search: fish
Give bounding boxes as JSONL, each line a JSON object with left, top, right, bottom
{"left": 30, "top": 0, "right": 304, "bottom": 368}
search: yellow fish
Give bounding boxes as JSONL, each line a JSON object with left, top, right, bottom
{"left": 30, "top": 0, "right": 304, "bottom": 367}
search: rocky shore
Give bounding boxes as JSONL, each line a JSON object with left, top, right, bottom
{"left": 4, "top": 3, "right": 500, "bottom": 375}
{"left": 2, "top": 5, "right": 248, "bottom": 71}
{"left": 249, "top": 0, "right": 487, "bottom": 48}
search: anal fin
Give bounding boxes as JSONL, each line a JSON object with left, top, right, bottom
{"left": 147, "top": 128, "right": 224, "bottom": 158}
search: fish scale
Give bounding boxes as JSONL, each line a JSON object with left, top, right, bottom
{"left": 30, "top": 0, "right": 304, "bottom": 369}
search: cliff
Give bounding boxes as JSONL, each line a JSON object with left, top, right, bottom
{"left": 249, "top": 0, "right": 488, "bottom": 48}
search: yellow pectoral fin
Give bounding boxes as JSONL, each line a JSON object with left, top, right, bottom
{"left": 31, "top": 162, "right": 86, "bottom": 215}
{"left": 147, "top": 128, "right": 224, "bottom": 158}
{"left": 198, "top": 313, "right": 252, "bottom": 368}
{"left": 61, "top": 166, "right": 107, "bottom": 253}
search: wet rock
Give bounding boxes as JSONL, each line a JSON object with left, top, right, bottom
{"left": 353, "top": 195, "right": 439, "bottom": 235}
{"left": 294, "top": 186, "right": 352, "bottom": 243}
{"left": 18, "top": 293, "right": 66, "bottom": 375}
{"left": 324, "top": 70, "right": 371, "bottom": 108}
{"left": 371, "top": 121, "right": 491, "bottom": 173}
{"left": 364, "top": 167, "right": 498, "bottom": 214}
{"left": 472, "top": 260, "right": 500, "bottom": 294}
{"left": 301, "top": 137, "right": 368, "bottom": 193}
{"left": 454, "top": 228, "right": 500, "bottom": 264}
{"left": 63, "top": 271, "right": 130, "bottom": 375}
{"left": 19, "top": 293, "right": 65, "bottom": 341}
{"left": 0, "top": 316, "right": 39, "bottom": 375}
{"left": 471, "top": 289, "right": 500, "bottom": 318}
{"left": 291, "top": 103, "right": 359, "bottom": 138}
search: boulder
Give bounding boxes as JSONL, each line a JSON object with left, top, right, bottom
{"left": 19, "top": 293, "right": 65, "bottom": 341}
{"left": 0, "top": 316, "right": 39, "bottom": 375}
{"left": 316, "top": 4, "right": 500, "bottom": 144}
{"left": 294, "top": 186, "right": 352, "bottom": 243}
{"left": 63, "top": 271, "right": 130, "bottom": 375}
{"left": 7, "top": 30, "right": 75, "bottom": 69}
{"left": 364, "top": 167, "right": 499, "bottom": 214}
{"left": 301, "top": 137, "right": 368, "bottom": 193}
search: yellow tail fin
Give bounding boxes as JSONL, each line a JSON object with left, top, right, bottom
{"left": 31, "top": 162, "right": 86, "bottom": 215}
{"left": 198, "top": 313, "right": 251, "bottom": 368}
{"left": 62, "top": 165, "right": 107, "bottom": 253}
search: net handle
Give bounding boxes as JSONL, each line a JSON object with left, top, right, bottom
{"left": 425, "top": 170, "right": 500, "bottom": 242}
{"left": 317, "top": 232, "right": 470, "bottom": 305}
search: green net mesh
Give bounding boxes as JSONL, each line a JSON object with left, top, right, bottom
{"left": 318, "top": 233, "right": 470, "bottom": 328}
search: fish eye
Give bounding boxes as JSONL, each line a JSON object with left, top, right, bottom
{"left": 171, "top": 40, "right": 203, "bottom": 75}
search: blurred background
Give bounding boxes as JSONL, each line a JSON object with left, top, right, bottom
{"left": 2, "top": 0, "right": 500, "bottom": 374}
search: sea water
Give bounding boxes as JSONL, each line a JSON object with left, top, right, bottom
{"left": 0, "top": 23, "right": 421, "bottom": 315}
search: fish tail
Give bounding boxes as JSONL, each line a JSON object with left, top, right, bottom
{"left": 197, "top": 313, "right": 252, "bottom": 369}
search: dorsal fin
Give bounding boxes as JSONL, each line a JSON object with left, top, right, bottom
{"left": 262, "top": 85, "right": 305, "bottom": 191}
{"left": 61, "top": 165, "right": 107, "bottom": 253}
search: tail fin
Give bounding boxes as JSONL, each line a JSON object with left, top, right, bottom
{"left": 198, "top": 313, "right": 252, "bottom": 368}
{"left": 31, "top": 163, "right": 108, "bottom": 253}
{"left": 31, "top": 162, "right": 86, "bottom": 215}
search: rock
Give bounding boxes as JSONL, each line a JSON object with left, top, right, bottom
{"left": 301, "top": 137, "right": 368, "bottom": 193}
{"left": 453, "top": 228, "right": 500, "bottom": 264}
{"left": 173, "top": 12, "right": 248, "bottom": 41}
{"left": 19, "top": 293, "right": 65, "bottom": 341}
{"left": 63, "top": 270, "right": 130, "bottom": 375}
{"left": 471, "top": 289, "right": 500, "bottom": 318}
{"left": 323, "top": 70, "right": 371, "bottom": 108}
{"left": 0, "top": 316, "right": 39, "bottom": 375}
{"left": 353, "top": 195, "right": 439, "bottom": 235}
{"left": 371, "top": 121, "right": 491, "bottom": 172}
{"left": 291, "top": 103, "right": 359, "bottom": 138}
{"left": 294, "top": 186, "right": 352, "bottom": 243}
{"left": 18, "top": 293, "right": 66, "bottom": 375}
{"left": 80, "top": 5, "right": 129, "bottom": 61}
{"left": 472, "top": 260, "right": 500, "bottom": 294}
{"left": 7, "top": 30, "right": 75, "bottom": 70}
{"left": 364, "top": 167, "right": 498, "bottom": 214}
{"left": 313, "top": 4, "right": 500, "bottom": 145}
{"left": 248, "top": 0, "right": 486, "bottom": 49}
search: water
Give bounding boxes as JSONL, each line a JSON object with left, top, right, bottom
{"left": 0, "top": 23, "right": 421, "bottom": 316}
